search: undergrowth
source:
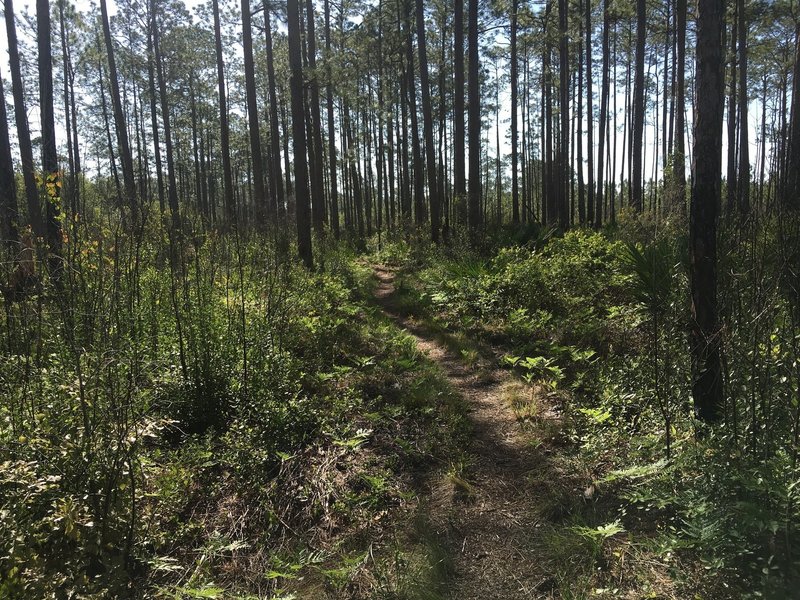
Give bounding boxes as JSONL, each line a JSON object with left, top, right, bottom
{"left": 379, "top": 220, "right": 800, "bottom": 599}
{"left": 0, "top": 214, "right": 468, "bottom": 598}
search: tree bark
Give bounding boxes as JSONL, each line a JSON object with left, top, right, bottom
{"left": 595, "top": 0, "right": 610, "bottom": 227}
{"left": 100, "top": 0, "right": 137, "bottom": 223}
{"left": 213, "top": 0, "right": 236, "bottom": 223}
{"left": 241, "top": 0, "right": 268, "bottom": 225}
{"left": 0, "top": 69, "right": 19, "bottom": 246}
{"left": 264, "top": 7, "right": 286, "bottom": 225}
{"left": 467, "top": 0, "right": 482, "bottom": 238}
{"left": 690, "top": 0, "right": 725, "bottom": 423}
{"left": 454, "top": 0, "right": 467, "bottom": 225}
{"left": 38, "top": 0, "right": 62, "bottom": 255}
{"left": 288, "top": 0, "right": 313, "bottom": 268}
{"left": 675, "top": 0, "right": 687, "bottom": 208}
{"left": 305, "top": 0, "right": 326, "bottom": 235}
{"left": 416, "top": 0, "right": 440, "bottom": 242}
{"left": 4, "top": 0, "right": 44, "bottom": 238}
{"left": 558, "top": 0, "right": 570, "bottom": 229}
{"left": 151, "top": 0, "right": 180, "bottom": 230}
{"left": 736, "top": 0, "right": 749, "bottom": 214}
{"left": 631, "top": 0, "right": 646, "bottom": 211}
{"left": 510, "top": 0, "right": 520, "bottom": 223}
{"left": 324, "top": 0, "right": 340, "bottom": 237}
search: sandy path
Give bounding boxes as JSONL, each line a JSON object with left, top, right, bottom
{"left": 373, "top": 266, "right": 558, "bottom": 599}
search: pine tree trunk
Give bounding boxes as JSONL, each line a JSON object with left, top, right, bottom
{"left": 737, "top": 0, "right": 749, "bottom": 214}
{"left": 241, "top": 0, "right": 268, "bottom": 225}
{"left": 675, "top": 0, "right": 687, "bottom": 208}
{"left": 595, "top": 0, "right": 610, "bottom": 227}
{"left": 467, "top": 0, "right": 482, "bottom": 239}
{"left": 558, "top": 0, "right": 570, "bottom": 229}
{"left": 212, "top": 0, "right": 236, "bottom": 223}
{"left": 324, "top": 0, "right": 340, "bottom": 237}
{"left": 454, "top": 0, "right": 467, "bottom": 225}
{"left": 264, "top": 9, "right": 286, "bottom": 225}
{"left": 288, "top": 0, "right": 313, "bottom": 268}
{"left": 38, "top": 0, "right": 62, "bottom": 256}
{"left": 631, "top": 0, "right": 646, "bottom": 212}
{"left": 416, "top": 0, "right": 440, "bottom": 241}
{"left": 151, "top": 0, "right": 180, "bottom": 230}
{"left": 510, "top": 0, "right": 520, "bottom": 223}
{"left": 690, "top": 0, "right": 725, "bottom": 423}
{"left": 0, "top": 70, "right": 19, "bottom": 247}
{"left": 100, "top": 0, "right": 137, "bottom": 224}
{"left": 5, "top": 0, "right": 44, "bottom": 238}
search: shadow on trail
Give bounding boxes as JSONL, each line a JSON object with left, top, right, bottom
{"left": 369, "top": 265, "right": 590, "bottom": 600}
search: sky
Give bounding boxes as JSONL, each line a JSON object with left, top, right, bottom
{"left": 0, "top": 0, "right": 769, "bottom": 197}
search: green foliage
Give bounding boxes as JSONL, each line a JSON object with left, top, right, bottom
{"left": 391, "top": 220, "right": 800, "bottom": 597}
{"left": 0, "top": 218, "right": 469, "bottom": 598}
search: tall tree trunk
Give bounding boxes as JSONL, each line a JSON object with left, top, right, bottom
{"left": 264, "top": 8, "right": 286, "bottom": 224}
{"left": 467, "top": 0, "right": 482, "bottom": 238}
{"left": 736, "top": 0, "right": 749, "bottom": 214}
{"left": 324, "top": 0, "right": 339, "bottom": 237}
{"left": 0, "top": 69, "right": 19, "bottom": 246}
{"left": 5, "top": 0, "right": 44, "bottom": 238}
{"left": 690, "top": 0, "right": 725, "bottom": 423}
{"left": 631, "top": 0, "right": 646, "bottom": 211}
{"left": 151, "top": 0, "right": 180, "bottom": 230}
{"left": 213, "top": 0, "right": 236, "bottom": 223}
{"left": 100, "top": 0, "right": 137, "bottom": 223}
{"left": 786, "top": 22, "right": 800, "bottom": 209}
{"left": 404, "top": 1, "right": 425, "bottom": 227}
{"left": 38, "top": 0, "right": 62, "bottom": 256}
{"left": 585, "top": 0, "right": 594, "bottom": 224}
{"left": 558, "top": 0, "right": 570, "bottom": 229}
{"left": 288, "top": 0, "right": 313, "bottom": 268}
{"left": 306, "top": 0, "right": 326, "bottom": 234}
{"left": 147, "top": 24, "right": 165, "bottom": 214}
{"left": 595, "top": 0, "right": 610, "bottom": 227}
{"left": 675, "top": 0, "right": 687, "bottom": 208}
{"left": 416, "top": 0, "right": 440, "bottom": 242}
{"left": 510, "top": 0, "right": 519, "bottom": 223}
{"left": 726, "top": 3, "right": 738, "bottom": 215}
{"left": 454, "top": 0, "right": 467, "bottom": 225}
{"left": 58, "top": 0, "right": 76, "bottom": 215}
{"left": 241, "top": 0, "right": 267, "bottom": 225}
{"left": 577, "top": 1, "right": 585, "bottom": 224}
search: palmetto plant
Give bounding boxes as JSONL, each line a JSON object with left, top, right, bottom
{"left": 623, "top": 239, "right": 677, "bottom": 458}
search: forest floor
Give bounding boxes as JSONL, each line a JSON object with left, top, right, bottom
{"left": 371, "top": 265, "right": 578, "bottom": 599}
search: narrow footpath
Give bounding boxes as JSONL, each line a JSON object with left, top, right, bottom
{"left": 373, "top": 266, "right": 566, "bottom": 599}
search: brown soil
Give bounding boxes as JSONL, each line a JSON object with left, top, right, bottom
{"left": 372, "top": 265, "right": 570, "bottom": 599}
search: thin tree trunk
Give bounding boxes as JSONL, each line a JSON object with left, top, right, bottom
{"left": 306, "top": 0, "right": 326, "bottom": 234}
{"left": 675, "top": 0, "right": 687, "bottom": 208}
{"left": 100, "top": 0, "right": 137, "bottom": 223}
{"left": 4, "top": 0, "right": 44, "bottom": 238}
{"left": 324, "top": 0, "right": 339, "bottom": 237}
{"left": 511, "top": 0, "right": 520, "bottom": 223}
{"left": 595, "top": 0, "right": 610, "bottom": 227}
{"left": 467, "top": 0, "right": 482, "bottom": 238}
{"left": 454, "top": 0, "right": 467, "bottom": 224}
{"left": 213, "top": 0, "right": 236, "bottom": 223}
{"left": 38, "top": 0, "right": 62, "bottom": 256}
{"left": 416, "top": 0, "right": 440, "bottom": 241}
{"left": 631, "top": 0, "right": 646, "bottom": 211}
{"left": 737, "top": 0, "right": 749, "bottom": 214}
{"left": 242, "top": 0, "right": 268, "bottom": 225}
{"left": 288, "top": 0, "right": 313, "bottom": 268}
{"left": 151, "top": 0, "right": 180, "bottom": 229}
{"left": 0, "top": 69, "right": 19, "bottom": 246}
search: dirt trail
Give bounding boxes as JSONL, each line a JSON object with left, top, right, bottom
{"left": 373, "top": 266, "right": 559, "bottom": 599}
